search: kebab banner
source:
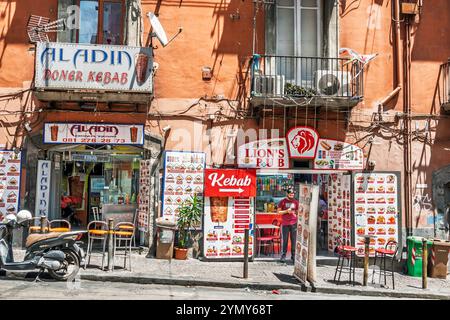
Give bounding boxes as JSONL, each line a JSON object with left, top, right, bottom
{"left": 353, "top": 172, "right": 401, "bottom": 257}
{"left": 294, "top": 183, "right": 319, "bottom": 285}
{"left": 203, "top": 197, "right": 254, "bottom": 259}
{"left": 161, "top": 151, "right": 206, "bottom": 223}
{"left": 0, "top": 151, "right": 21, "bottom": 221}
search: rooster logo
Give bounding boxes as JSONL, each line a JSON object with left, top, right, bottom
{"left": 290, "top": 129, "right": 316, "bottom": 155}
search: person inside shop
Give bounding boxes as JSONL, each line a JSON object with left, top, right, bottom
{"left": 277, "top": 187, "right": 298, "bottom": 263}
{"left": 61, "top": 195, "right": 81, "bottom": 227}
{"left": 318, "top": 195, "right": 328, "bottom": 250}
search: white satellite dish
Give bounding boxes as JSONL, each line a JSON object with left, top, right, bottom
{"left": 147, "top": 12, "right": 182, "bottom": 48}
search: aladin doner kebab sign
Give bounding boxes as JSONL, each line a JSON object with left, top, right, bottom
{"left": 35, "top": 42, "right": 153, "bottom": 92}
{"left": 43, "top": 123, "right": 144, "bottom": 145}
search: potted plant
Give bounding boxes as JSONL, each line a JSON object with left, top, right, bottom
{"left": 174, "top": 194, "right": 203, "bottom": 260}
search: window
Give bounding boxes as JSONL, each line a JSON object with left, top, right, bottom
{"left": 275, "top": 0, "right": 321, "bottom": 82}
{"left": 58, "top": 0, "right": 124, "bottom": 45}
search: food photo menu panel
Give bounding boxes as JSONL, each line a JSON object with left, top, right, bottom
{"left": 161, "top": 151, "right": 206, "bottom": 223}
{"left": 327, "top": 174, "right": 352, "bottom": 252}
{"left": 353, "top": 172, "right": 401, "bottom": 257}
{"left": 0, "top": 151, "right": 21, "bottom": 221}
{"left": 203, "top": 197, "right": 254, "bottom": 259}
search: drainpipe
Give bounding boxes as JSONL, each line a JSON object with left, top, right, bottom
{"left": 378, "top": 0, "right": 403, "bottom": 108}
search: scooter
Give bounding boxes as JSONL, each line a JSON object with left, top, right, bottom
{"left": 0, "top": 211, "right": 86, "bottom": 281}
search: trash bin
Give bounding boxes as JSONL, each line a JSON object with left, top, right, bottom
{"left": 429, "top": 239, "right": 450, "bottom": 279}
{"left": 155, "top": 217, "right": 177, "bottom": 260}
{"left": 406, "top": 236, "right": 433, "bottom": 277}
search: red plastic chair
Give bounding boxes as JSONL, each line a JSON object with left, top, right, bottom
{"left": 256, "top": 226, "right": 275, "bottom": 256}
{"left": 271, "top": 219, "right": 281, "bottom": 254}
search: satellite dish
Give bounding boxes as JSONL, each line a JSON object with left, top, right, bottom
{"left": 147, "top": 12, "right": 182, "bottom": 48}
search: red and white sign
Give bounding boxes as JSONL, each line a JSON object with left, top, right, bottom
{"left": 314, "top": 139, "right": 364, "bottom": 170}
{"left": 204, "top": 169, "right": 256, "bottom": 197}
{"left": 237, "top": 138, "right": 289, "bottom": 169}
{"left": 43, "top": 123, "right": 144, "bottom": 145}
{"left": 286, "top": 126, "right": 319, "bottom": 159}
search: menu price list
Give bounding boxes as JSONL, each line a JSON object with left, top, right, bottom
{"left": 327, "top": 174, "right": 351, "bottom": 252}
{"left": 204, "top": 197, "right": 254, "bottom": 259}
{"left": 353, "top": 173, "right": 399, "bottom": 257}
{"left": 162, "top": 152, "right": 205, "bottom": 222}
{"left": 0, "top": 151, "right": 21, "bottom": 221}
{"left": 138, "top": 160, "right": 151, "bottom": 231}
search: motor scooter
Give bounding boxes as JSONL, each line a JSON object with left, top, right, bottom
{"left": 0, "top": 211, "right": 86, "bottom": 281}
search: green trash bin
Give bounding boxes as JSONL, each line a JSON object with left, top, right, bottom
{"left": 406, "top": 236, "right": 433, "bottom": 277}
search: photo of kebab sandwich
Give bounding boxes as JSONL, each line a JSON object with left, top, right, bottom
{"left": 320, "top": 140, "right": 332, "bottom": 151}
{"left": 8, "top": 165, "right": 18, "bottom": 174}
{"left": 8, "top": 178, "right": 17, "bottom": 186}
{"left": 7, "top": 191, "right": 17, "bottom": 202}
{"left": 6, "top": 205, "right": 15, "bottom": 214}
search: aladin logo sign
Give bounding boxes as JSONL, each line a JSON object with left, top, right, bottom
{"left": 70, "top": 124, "right": 119, "bottom": 136}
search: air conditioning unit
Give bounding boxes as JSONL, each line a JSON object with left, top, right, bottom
{"left": 314, "top": 70, "right": 351, "bottom": 97}
{"left": 253, "top": 75, "right": 285, "bottom": 96}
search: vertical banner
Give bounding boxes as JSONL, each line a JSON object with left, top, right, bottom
{"left": 138, "top": 160, "right": 151, "bottom": 232}
{"left": 35, "top": 160, "right": 51, "bottom": 217}
{"left": 294, "top": 184, "right": 319, "bottom": 284}
{"left": 327, "top": 174, "right": 352, "bottom": 252}
{"left": 0, "top": 151, "right": 21, "bottom": 221}
{"left": 161, "top": 151, "right": 206, "bottom": 222}
{"left": 203, "top": 197, "right": 254, "bottom": 259}
{"left": 353, "top": 172, "right": 401, "bottom": 257}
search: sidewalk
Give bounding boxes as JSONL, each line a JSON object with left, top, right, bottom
{"left": 79, "top": 251, "right": 450, "bottom": 300}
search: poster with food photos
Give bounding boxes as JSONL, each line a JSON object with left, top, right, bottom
{"left": 313, "top": 139, "right": 364, "bottom": 170}
{"left": 161, "top": 151, "right": 206, "bottom": 223}
{"left": 138, "top": 160, "right": 151, "bottom": 231}
{"left": 203, "top": 197, "right": 254, "bottom": 259}
{"left": 353, "top": 172, "right": 400, "bottom": 257}
{"left": 327, "top": 174, "right": 352, "bottom": 252}
{"left": 294, "top": 184, "right": 319, "bottom": 285}
{"left": 0, "top": 151, "right": 21, "bottom": 221}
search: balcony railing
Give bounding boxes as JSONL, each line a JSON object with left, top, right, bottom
{"left": 251, "top": 55, "right": 364, "bottom": 104}
{"left": 442, "top": 59, "right": 450, "bottom": 111}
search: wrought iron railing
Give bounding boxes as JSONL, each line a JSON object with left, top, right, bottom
{"left": 251, "top": 55, "right": 364, "bottom": 99}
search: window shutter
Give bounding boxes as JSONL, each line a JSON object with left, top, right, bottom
{"left": 124, "top": 0, "right": 143, "bottom": 46}
{"left": 265, "top": 3, "right": 276, "bottom": 55}
{"left": 57, "top": 0, "right": 77, "bottom": 43}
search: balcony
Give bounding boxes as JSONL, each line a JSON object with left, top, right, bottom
{"left": 33, "top": 42, "right": 153, "bottom": 104}
{"left": 442, "top": 60, "right": 450, "bottom": 112}
{"left": 250, "top": 55, "right": 364, "bottom": 109}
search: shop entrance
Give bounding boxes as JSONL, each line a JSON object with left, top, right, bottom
{"left": 50, "top": 145, "right": 143, "bottom": 228}
{"left": 255, "top": 170, "right": 349, "bottom": 260}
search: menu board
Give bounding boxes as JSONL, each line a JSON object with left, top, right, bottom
{"left": 203, "top": 197, "right": 254, "bottom": 259}
{"left": 138, "top": 160, "right": 151, "bottom": 231}
{"left": 353, "top": 172, "right": 400, "bottom": 257}
{"left": 161, "top": 151, "right": 206, "bottom": 222}
{"left": 327, "top": 174, "right": 352, "bottom": 252}
{"left": 313, "top": 139, "right": 364, "bottom": 170}
{"left": 294, "top": 184, "right": 319, "bottom": 285}
{"left": 0, "top": 151, "right": 21, "bottom": 221}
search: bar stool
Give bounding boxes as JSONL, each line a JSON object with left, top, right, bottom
{"left": 333, "top": 236, "right": 357, "bottom": 285}
{"left": 84, "top": 221, "right": 108, "bottom": 270}
{"left": 49, "top": 219, "right": 71, "bottom": 233}
{"left": 372, "top": 240, "right": 398, "bottom": 289}
{"left": 113, "top": 222, "right": 135, "bottom": 271}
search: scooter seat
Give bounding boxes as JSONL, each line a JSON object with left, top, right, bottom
{"left": 26, "top": 232, "right": 62, "bottom": 248}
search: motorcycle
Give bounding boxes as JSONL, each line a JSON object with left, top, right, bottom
{"left": 0, "top": 210, "right": 86, "bottom": 281}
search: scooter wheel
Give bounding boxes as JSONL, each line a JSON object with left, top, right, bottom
{"left": 48, "top": 250, "right": 80, "bottom": 281}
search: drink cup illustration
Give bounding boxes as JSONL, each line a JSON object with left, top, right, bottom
{"left": 130, "top": 126, "right": 138, "bottom": 143}
{"left": 50, "top": 125, "right": 59, "bottom": 141}
{"left": 135, "top": 53, "right": 149, "bottom": 85}
{"left": 210, "top": 197, "right": 228, "bottom": 226}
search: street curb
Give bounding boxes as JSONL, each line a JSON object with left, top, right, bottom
{"left": 80, "top": 273, "right": 449, "bottom": 299}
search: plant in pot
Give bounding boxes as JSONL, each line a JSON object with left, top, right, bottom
{"left": 174, "top": 194, "right": 203, "bottom": 260}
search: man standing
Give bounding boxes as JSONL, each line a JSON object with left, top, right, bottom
{"left": 277, "top": 187, "right": 299, "bottom": 263}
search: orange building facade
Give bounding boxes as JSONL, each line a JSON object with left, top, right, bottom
{"left": 0, "top": 0, "right": 449, "bottom": 249}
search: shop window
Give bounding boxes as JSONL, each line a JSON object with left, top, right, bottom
{"left": 292, "top": 160, "right": 312, "bottom": 169}
{"left": 57, "top": 0, "right": 124, "bottom": 45}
